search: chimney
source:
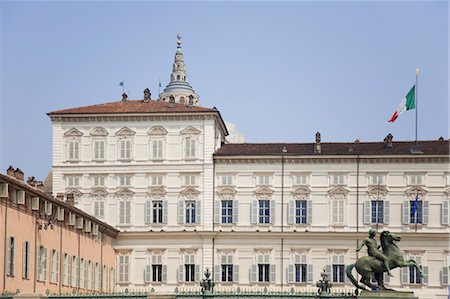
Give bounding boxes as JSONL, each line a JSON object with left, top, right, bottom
{"left": 35, "top": 181, "right": 44, "bottom": 192}
{"left": 27, "top": 176, "right": 36, "bottom": 186}
{"left": 66, "top": 193, "right": 75, "bottom": 206}
{"left": 6, "top": 166, "right": 15, "bottom": 177}
{"left": 121, "top": 93, "right": 128, "bottom": 101}
{"left": 56, "top": 193, "right": 64, "bottom": 201}
{"left": 14, "top": 168, "right": 24, "bottom": 181}
{"left": 314, "top": 131, "right": 321, "bottom": 154}
{"left": 143, "top": 88, "right": 151, "bottom": 102}
{"left": 384, "top": 133, "right": 393, "bottom": 148}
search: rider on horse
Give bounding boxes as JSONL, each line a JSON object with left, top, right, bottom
{"left": 357, "top": 228, "right": 393, "bottom": 277}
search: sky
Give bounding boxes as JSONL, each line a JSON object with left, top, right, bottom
{"left": 0, "top": 1, "right": 448, "bottom": 180}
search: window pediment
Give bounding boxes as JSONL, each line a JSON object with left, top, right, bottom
{"left": 180, "top": 186, "right": 200, "bottom": 199}
{"left": 328, "top": 186, "right": 349, "bottom": 200}
{"left": 291, "top": 186, "right": 311, "bottom": 200}
{"left": 445, "top": 187, "right": 450, "bottom": 196}
{"left": 91, "top": 127, "right": 108, "bottom": 136}
{"left": 181, "top": 126, "right": 201, "bottom": 135}
{"left": 148, "top": 126, "right": 168, "bottom": 136}
{"left": 254, "top": 186, "right": 274, "bottom": 200}
{"left": 367, "top": 185, "right": 388, "bottom": 200}
{"left": 115, "top": 127, "right": 135, "bottom": 136}
{"left": 90, "top": 188, "right": 107, "bottom": 195}
{"left": 116, "top": 187, "right": 134, "bottom": 196}
{"left": 405, "top": 186, "right": 427, "bottom": 199}
{"left": 64, "top": 128, "right": 83, "bottom": 137}
{"left": 147, "top": 187, "right": 167, "bottom": 199}
{"left": 216, "top": 186, "right": 237, "bottom": 200}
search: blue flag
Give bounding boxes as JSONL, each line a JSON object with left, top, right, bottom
{"left": 411, "top": 193, "right": 419, "bottom": 215}
{"left": 119, "top": 81, "right": 124, "bottom": 86}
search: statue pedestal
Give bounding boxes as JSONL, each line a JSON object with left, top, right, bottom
{"left": 359, "top": 290, "right": 418, "bottom": 299}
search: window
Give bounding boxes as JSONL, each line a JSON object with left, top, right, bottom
{"left": 63, "top": 254, "right": 70, "bottom": 285}
{"left": 183, "top": 175, "right": 197, "bottom": 186}
{"left": 88, "top": 261, "right": 93, "bottom": 290}
{"left": 257, "top": 175, "right": 270, "bottom": 186}
{"left": 295, "top": 200, "right": 307, "bottom": 224}
{"left": 219, "top": 175, "right": 233, "bottom": 186}
{"left": 118, "top": 255, "right": 129, "bottom": 283}
{"left": 369, "top": 174, "right": 385, "bottom": 185}
{"left": 118, "top": 175, "right": 132, "bottom": 187}
{"left": 402, "top": 255, "right": 427, "bottom": 285}
{"left": 37, "top": 246, "right": 48, "bottom": 282}
{"left": 67, "top": 176, "right": 81, "bottom": 187}
{"left": 7, "top": 237, "right": 14, "bottom": 276}
{"left": 80, "top": 258, "right": 85, "bottom": 288}
{"left": 288, "top": 254, "right": 312, "bottom": 283}
{"left": 331, "top": 199, "right": 345, "bottom": 225}
{"left": 293, "top": 175, "right": 308, "bottom": 186}
{"left": 408, "top": 174, "right": 424, "bottom": 185}
{"left": 364, "top": 200, "right": 389, "bottom": 225}
{"left": 403, "top": 198, "right": 429, "bottom": 225}
{"left": 50, "top": 249, "right": 59, "bottom": 283}
{"left": 151, "top": 139, "right": 163, "bottom": 159}
{"left": 331, "top": 174, "right": 346, "bottom": 185}
{"left": 184, "top": 254, "right": 196, "bottom": 282}
{"left": 95, "top": 263, "right": 101, "bottom": 290}
{"left": 185, "top": 201, "right": 196, "bottom": 224}
{"left": 23, "top": 241, "right": 30, "bottom": 279}
{"left": 146, "top": 254, "right": 164, "bottom": 282}
{"left": 102, "top": 265, "right": 108, "bottom": 291}
{"left": 221, "top": 200, "right": 233, "bottom": 224}
{"left": 94, "top": 200, "right": 105, "bottom": 218}
{"left": 258, "top": 254, "right": 270, "bottom": 282}
{"left": 185, "top": 137, "right": 196, "bottom": 159}
{"left": 149, "top": 175, "right": 164, "bottom": 186}
{"left": 119, "top": 201, "right": 131, "bottom": 225}
{"left": 145, "top": 200, "right": 167, "bottom": 224}
{"left": 92, "top": 176, "right": 106, "bottom": 187}
{"left": 221, "top": 255, "right": 234, "bottom": 282}
{"left": 259, "top": 200, "right": 270, "bottom": 224}
{"left": 410, "top": 200, "right": 423, "bottom": 224}
{"left": 331, "top": 255, "right": 345, "bottom": 283}
{"left": 71, "top": 256, "right": 79, "bottom": 287}
{"left": 153, "top": 201, "right": 163, "bottom": 223}
{"left": 93, "top": 140, "right": 106, "bottom": 160}
{"left": 68, "top": 140, "right": 80, "bottom": 161}
{"left": 119, "top": 139, "right": 132, "bottom": 160}
{"left": 371, "top": 200, "right": 384, "bottom": 223}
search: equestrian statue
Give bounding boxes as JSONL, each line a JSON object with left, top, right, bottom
{"left": 346, "top": 229, "right": 423, "bottom": 291}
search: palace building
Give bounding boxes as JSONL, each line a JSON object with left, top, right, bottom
{"left": 47, "top": 35, "right": 450, "bottom": 299}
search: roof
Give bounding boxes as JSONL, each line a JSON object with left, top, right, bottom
{"left": 0, "top": 173, "right": 119, "bottom": 238}
{"left": 48, "top": 100, "right": 218, "bottom": 115}
{"left": 214, "top": 140, "right": 449, "bottom": 157}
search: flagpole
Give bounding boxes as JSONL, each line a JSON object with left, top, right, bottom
{"left": 376, "top": 181, "right": 379, "bottom": 233}
{"left": 415, "top": 193, "right": 418, "bottom": 233}
{"left": 415, "top": 69, "right": 419, "bottom": 143}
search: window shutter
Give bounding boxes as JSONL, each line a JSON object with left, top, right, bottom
{"left": 177, "top": 264, "right": 184, "bottom": 282}
{"left": 162, "top": 265, "right": 167, "bottom": 282}
{"left": 442, "top": 201, "right": 449, "bottom": 225}
{"left": 422, "top": 266, "right": 428, "bottom": 284}
{"left": 17, "top": 191, "right": 25, "bottom": 204}
{"left": 363, "top": 201, "right": 371, "bottom": 224}
{"left": 402, "top": 201, "right": 410, "bottom": 225}
{"left": 307, "top": 264, "right": 313, "bottom": 282}
{"left": 196, "top": 200, "right": 201, "bottom": 224}
{"left": 423, "top": 201, "right": 429, "bottom": 224}
{"left": 383, "top": 272, "right": 390, "bottom": 284}
{"left": 233, "top": 265, "right": 239, "bottom": 282}
{"left": 44, "top": 247, "right": 48, "bottom": 281}
{"left": 145, "top": 201, "right": 151, "bottom": 224}
{"left": 325, "top": 265, "right": 332, "bottom": 280}
{"left": 162, "top": 201, "right": 168, "bottom": 224}
{"left": 251, "top": 264, "right": 257, "bottom": 283}
{"left": 383, "top": 201, "right": 390, "bottom": 224}
{"left": 441, "top": 266, "right": 449, "bottom": 285}
{"left": 178, "top": 201, "right": 184, "bottom": 224}
{"left": 56, "top": 251, "right": 60, "bottom": 283}
{"left": 214, "top": 265, "right": 221, "bottom": 282}
{"left": 401, "top": 267, "right": 408, "bottom": 284}
{"left": 233, "top": 200, "right": 239, "bottom": 224}
{"left": 288, "top": 201, "right": 295, "bottom": 225}
{"left": 307, "top": 200, "right": 312, "bottom": 224}
{"left": 195, "top": 265, "right": 200, "bottom": 281}
{"left": 145, "top": 265, "right": 151, "bottom": 282}
{"left": 214, "top": 201, "right": 220, "bottom": 224}
{"left": 251, "top": 201, "right": 258, "bottom": 224}
{"left": 22, "top": 242, "right": 27, "bottom": 278}
{"left": 288, "top": 265, "right": 294, "bottom": 283}
{"left": 270, "top": 264, "right": 276, "bottom": 283}
{"left": 269, "top": 200, "right": 275, "bottom": 224}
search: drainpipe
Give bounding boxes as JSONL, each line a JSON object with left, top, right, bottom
{"left": 33, "top": 212, "right": 38, "bottom": 293}
{"left": 59, "top": 222, "right": 63, "bottom": 293}
{"left": 356, "top": 155, "right": 360, "bottom": 283}
{"left": 280, "top": 149, "right": 286, "bottom": 289}
{"left": 3, "top": 195, "right": 8, "bottom": 290}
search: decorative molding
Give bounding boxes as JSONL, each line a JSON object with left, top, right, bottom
{"left": 405, "top": 186, "right": 427, "bottom": 199}
{"left": 65, "top": 188, "right": 83, "bottom": 196}
{"left": 90, "top": 187, "right": 108, "bottom": 196}
{"left": 64, "top": 127, "right": 83, "bottom": 137}
{"left": 254, "top": 186, "right": 274, "bottom": 200}
{"left": 328, "top": 186, "right": 349, "bottom": 200}
{"left": 180, "top": 126, "right": 201, "bottom": 135}
{"left": 367, "top": 185, "right": 388, "bottom": 200}
{"left": 91, "top": 127, "right": 108, "bottom": 136}
{"left": 291, "top": 186, "right": 311, "bottom": 200}
{"left": 115, "top": 127, "right": 136, "bottom": 136}
{"left": 216, "top": 186, "right": 237, "bottom": 200}
{"left": 115, "top": 187, "right": 134, "bottom": 200}
{"left": 148, "top": 126, "right": 168, "bottom": 136}
{"left": 180, "top": 186, "right": 200, "bottom": 199}
{"left": 147, "top": 187, "right": 167, "bottom": 199}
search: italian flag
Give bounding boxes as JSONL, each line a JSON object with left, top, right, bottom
{"left": 388, "top": 85, "right": 416, "bottom": 122}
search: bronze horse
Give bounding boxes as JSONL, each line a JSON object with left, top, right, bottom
{"left": 346, "top": 230, "right": 423, "bottom": 291}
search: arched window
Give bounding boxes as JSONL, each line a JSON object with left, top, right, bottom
{"left": 169, "top": 96, "right": 175, "bottom": 104}
{"left": 180, "top": 97, "right": 186, "bottom": 104}
{"left": 177, "top": 75, "right": 180, "bottom": 80}
{"left": 188, "top": 95, "right": 194, "bottom": 106}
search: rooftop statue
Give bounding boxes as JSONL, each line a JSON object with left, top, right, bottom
{"left": 346, "top": 230, "right": 423, "bottom": 291}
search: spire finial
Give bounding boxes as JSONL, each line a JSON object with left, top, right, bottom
{"left": 177, "top": 33, "right": 182, "bottom": 49}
